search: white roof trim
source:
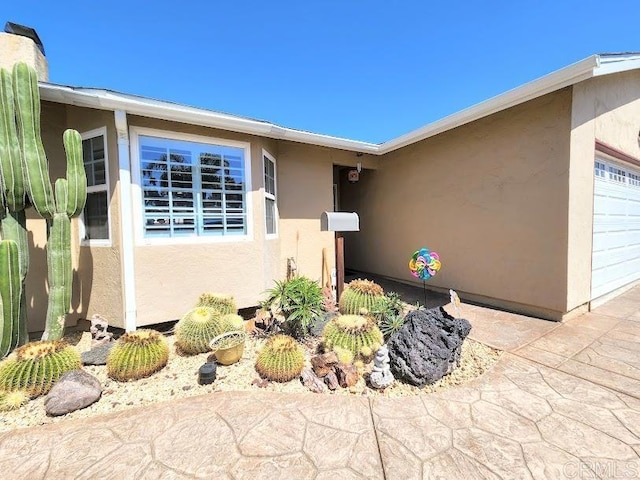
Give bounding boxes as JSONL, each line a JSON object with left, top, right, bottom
{"left": 38, "top": 53, "right": 640, "bottom": 155}
{"left": 39, "top": 84, "right": 379, "bottom": 154}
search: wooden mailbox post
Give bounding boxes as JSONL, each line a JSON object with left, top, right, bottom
{"left": 320, "top": 212, "right": 360, "bottom": 300}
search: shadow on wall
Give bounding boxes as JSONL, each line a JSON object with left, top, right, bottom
{"left": 26, "top": 231, "right": 94, "bottom": 333}
{"left": 26, "top": 230, "right": 47, "bottom": 333}
{"left": 72, "top": 246, "right": 94, "bottom": 323}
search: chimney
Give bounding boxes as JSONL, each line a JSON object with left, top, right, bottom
{"left": 0, "top": 22, "right": 48, "bottom": 81}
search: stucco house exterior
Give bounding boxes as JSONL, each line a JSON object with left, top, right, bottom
{"left": 2, "top": 26, "right": 640, "bottom": 332}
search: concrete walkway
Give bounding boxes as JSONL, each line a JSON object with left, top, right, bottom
{"left": 1, "top": 286, "right": 640, "bottom": 479}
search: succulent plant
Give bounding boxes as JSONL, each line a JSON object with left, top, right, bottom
{"left": 261, "top": 277, "right": 323, "bottom": 338}
{"left": 0, "top": 340, "right": 81, "bottom": 397}
{"left": 332, "top": 346, "right": 355, "bottom": 364}
{"left": 255, "top": 335, "right": 305, "bottom": 382}
{"left": 338, "top": 279, "right": 385, "bottom": 317}
{"left": 322, "top": 314, "right": 383, "bottom": 363}
{"left": 380, "top": 313, "right": 407, "bottom": 341}
{"left": 219, "top": 313, "right": 245, "bottom": 332}
{"left": 196, "top": 293, "right": 237, "bottom": 315}
{"left": 0, "top": 389, "right": 29, "bottom": 411}
{"left": 107, "top": 330, "right": 169, "bottom": 381}
{"left": 175, "top": 307, "right": 224, "bottom": 355}
{"left": 0, "top": 240, "right": 21, "bottom": 358}
{"left": 0, "top": 63, "right": 87, "bottom": 344}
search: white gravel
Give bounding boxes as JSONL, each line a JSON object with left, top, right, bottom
{"left": 0, "top": 331, "right": 501, "bottom": 433}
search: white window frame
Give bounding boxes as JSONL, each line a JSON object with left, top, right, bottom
{"left": 79, "top": 127, "right": 112, "bottom": 247}
{"left": 130, "top": 126, "right": 253, "bottom": 245}
{"left": 262, "top": 149, "right": 278, "bottom": 238}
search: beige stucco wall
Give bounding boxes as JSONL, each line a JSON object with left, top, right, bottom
{"left": 0, "top": 32, "right": 48, "bottom": 81}
{"left": 127, "top": 117, "right": 359, "bottom": 325}
{"left": 24, "top": 103, "right": 123, "bottom": 332}
{"left": 65, "top": 106, "right": 124, "bottom": 326}
{"left": 341, "top": 89, "right": 573, "bottom": 320}
{"left": 275, "top": 142, "right": 373, "bottom": 283}
{"left": 568, "top": 70, "right": 640, "bottom": 309}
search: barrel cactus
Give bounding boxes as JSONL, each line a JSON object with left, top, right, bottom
{"left": 322, "top": 314, "right": 383, "bottom": 363}
{"left": 0, "top": 389, "right": 29, "bottom": 411}
{"left": 0, "top": 340, "right": 81, "bottom": 397}
{"left": 255, "top": 335, "right": 305, "bottom": 382}
{"left": 175, "top": 307, "right": 224, "bottom": 355}
{"left": 339, "top": 279, "right": 385, "bottom": 317}
{"left": 196, "top": 293, "right": 237, "bottom": 315}
{"left": 219, "top": 313, "right": 245, "bottom": 332}
{"left": 107, "top": 330, "right": 169, "bottom": 381}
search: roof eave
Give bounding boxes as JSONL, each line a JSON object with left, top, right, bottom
{"left": 377, "top": 55, "right": 600, "bottom": 154}
{"left": 38, "top": 84, "right": 380, "bottom": 154}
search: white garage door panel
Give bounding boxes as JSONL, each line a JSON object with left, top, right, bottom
{"left": 591, "top": 159, "right": 640, "bottom": 300}
{"left": 592, "top": 245, "right": 640, "bottom": 270}
{"left": 593, "top": 230, "right": 640, "bottom": 251}
{"left": 593, "top": 218, "right": 640, "bottom": 233}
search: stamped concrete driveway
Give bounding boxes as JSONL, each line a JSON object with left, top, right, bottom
{"left": 1, "top": 287, "right": 640, "bottom": 479}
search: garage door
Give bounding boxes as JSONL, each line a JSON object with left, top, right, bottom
{"left": 591, "top": 158, "right": 640, "bottom": 299}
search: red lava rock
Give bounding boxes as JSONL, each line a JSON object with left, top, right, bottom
{"left": 335, "top": 363, "right": 359, "bottom": 388}
{"left": 252, "top": 378, "right": 270, "bottom": 388}
{"left": 300, "top": 368, "right": 327, "bottom": 393}
{"left": 324, "top": 371, "right": 339, "bottom": 390}
{"left": 311, "top": 351, "right": 339, "bottom": 378}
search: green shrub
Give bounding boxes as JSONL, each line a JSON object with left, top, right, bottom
{"left": 262, "top": 276, "right": 323, "bottom": 338}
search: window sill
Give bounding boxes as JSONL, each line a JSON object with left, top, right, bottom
{"left": 80, "top": 240, "right": 112, "bottom": 247}
{"left": 135, "top": 234, "right": 254, "bottom": 246}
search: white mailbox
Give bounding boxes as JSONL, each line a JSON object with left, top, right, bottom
{"left": 321, "top": 212, "right": 359, "bottom": 232}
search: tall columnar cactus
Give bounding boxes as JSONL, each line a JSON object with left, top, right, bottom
{"left": 0, "top": 67, "right": 29, "bottom": 351}
{"left": 0, "top": 62, "right": 87, "bottom": 346}
{"left": 0, "top": 240, "right": 21, "bottom": 358}
{"left": 339, "top": 279, "right": 385, "bottom": 317}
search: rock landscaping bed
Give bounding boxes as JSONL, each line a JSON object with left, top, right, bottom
{"left": 0, "top": 329, "right": 501, "bottom": 433}
{"left": 0, "top": 278, "right": 503, "bottom": 434}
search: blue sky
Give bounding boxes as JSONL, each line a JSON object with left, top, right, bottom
{"left": 5, "top": 1, "right": 640, "bottom": 143}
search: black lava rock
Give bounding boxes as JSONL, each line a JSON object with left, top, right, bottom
{"left": 81, "top": 342, "right": 114, "bottom": 366}
{"left": 388, "top": 307, "right": 471, "bottom": 387}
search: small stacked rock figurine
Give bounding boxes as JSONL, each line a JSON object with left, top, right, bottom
{"left": 369, "top": 344, "right": 394, "bottom": 389}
